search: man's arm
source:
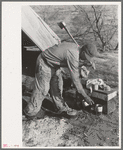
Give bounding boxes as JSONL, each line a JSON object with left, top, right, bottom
{"left": 67, "top": 49, "right": 94, "bottom": 105}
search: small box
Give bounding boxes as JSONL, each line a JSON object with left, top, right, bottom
{"left": 64, "top": 80, "right": 117, "bottom": 114}
{"left": 81, "top": 79, "right": 117, "bottom": 114}
{"left": 84, "top": 88, "right": 117, "bottom": 114}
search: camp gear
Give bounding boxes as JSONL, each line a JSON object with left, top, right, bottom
{"left": 22, "top": 6, "right": 60, "bottom": 51}
{"left": 95, "top": 104, "right": 103, "bottom": 115}
{"left": 86, "top": 78, "right": 111, "bottom": 93}
{"left": 65, "top": 78, "right": 117, "bottom": 114}
{"left": 82, "top": 100, "right": 89, "bottom": 107}
{"left": 92, "top": 84, "right": 99, "bottom": 90}
{"left": 58, "top": 22, "right": 79, "bottom": 46}
{"left": 83, "top": 96, "right": 94, "bottom": 105}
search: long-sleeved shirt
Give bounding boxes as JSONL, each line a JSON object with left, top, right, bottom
{"left": 41, "top": 42, "right": 87, "bottom": 97}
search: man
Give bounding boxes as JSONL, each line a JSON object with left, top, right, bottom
{"left": 24, "top": 42, "right": 98, "bottom": 119}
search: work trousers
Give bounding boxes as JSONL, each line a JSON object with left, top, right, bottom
{"left": 24, "top": 53, "right": 64, "bottom": 117}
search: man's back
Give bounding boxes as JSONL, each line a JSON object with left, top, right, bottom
{"left": 41, "top": 42, "right": 79, "bottom": 68}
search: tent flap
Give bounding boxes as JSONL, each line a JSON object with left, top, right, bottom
{"left": 21, "top": 6, "right": 61, "bottom": 51}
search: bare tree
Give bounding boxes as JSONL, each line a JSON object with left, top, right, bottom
{"left": 31, "top": 5, "right": 118, "bottom": 50}
{"left": 73, "top": 5, "right": 118, "bottom": 51}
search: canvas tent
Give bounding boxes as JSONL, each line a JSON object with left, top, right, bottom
{"left": 21, "top": 6, "right": 61, "bottom": 51}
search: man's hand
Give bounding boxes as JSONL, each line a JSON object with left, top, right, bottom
{"left": 84, "top": 96, "right": 94, "bottom": 105}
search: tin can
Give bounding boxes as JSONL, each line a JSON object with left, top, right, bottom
{"left": 82, "top": 100, "right": 90, "bottom": 111}
{"left": 82, "top": 100, "right": 89, "bottom": 107}
{"left": 93, "top": 84, "right": 98, "bottom": 90}
{"left": 95, "top": 104, "right": 103, "bottom": 115}
{"left": 84, "top": 101, "right": 89, "bottom": 106}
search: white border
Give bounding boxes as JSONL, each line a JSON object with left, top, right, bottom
{"left": 2, "top": 1, "right": 121, "bottom": 149}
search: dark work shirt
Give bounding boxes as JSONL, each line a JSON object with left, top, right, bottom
{"left": 41, "top": 42, "right": 86, "bottom": 95}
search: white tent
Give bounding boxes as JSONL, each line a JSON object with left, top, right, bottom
{"left": 21, "top": 6, "right": 61, "bottom": 51}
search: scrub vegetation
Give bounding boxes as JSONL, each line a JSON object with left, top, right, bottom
{"left": 31, "top": 5, "right": 118, "bottom": 51}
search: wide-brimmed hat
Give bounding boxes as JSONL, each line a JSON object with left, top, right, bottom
{"left": 80, "top": 43, "right": 99, "bottom": 69}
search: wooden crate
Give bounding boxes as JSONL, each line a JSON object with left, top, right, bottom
{"left": 84, "top": 88, "right": 117, "bottom": 114}
{"left": 81, "top": 78, "right": 117, "bottom": 114}
{"left": 64, "top": 82, "right": 117, "bottom": 114}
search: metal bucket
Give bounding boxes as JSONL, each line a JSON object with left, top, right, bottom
{"left": 95, "top": 104, "right": 103, "bottom": 115}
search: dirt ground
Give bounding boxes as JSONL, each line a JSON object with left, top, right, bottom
{"left": 22, "top": 51, "right": 119, "bottom": 147}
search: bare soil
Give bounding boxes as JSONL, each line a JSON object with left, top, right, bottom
{"left": 22, "top": 51, "right": 119, "bottom": 147}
